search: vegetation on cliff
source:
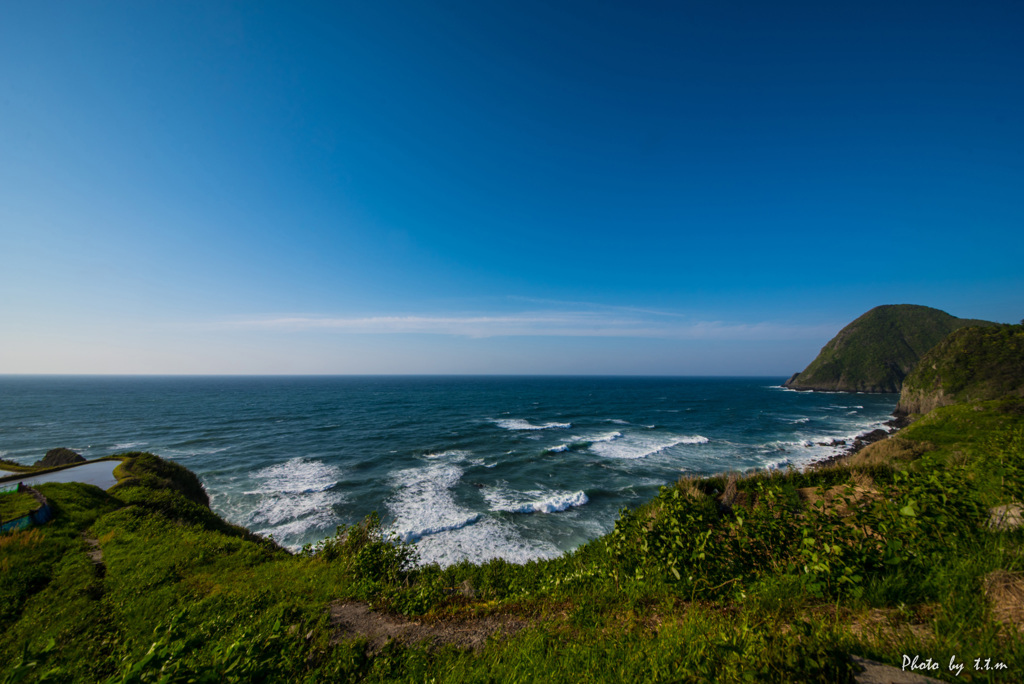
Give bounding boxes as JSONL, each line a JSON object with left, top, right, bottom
{"left": 784, "top": 304, "right": 994, "bottom": 393}
{"left": 897, "top": 324, "right": 1024, "bottom": 415}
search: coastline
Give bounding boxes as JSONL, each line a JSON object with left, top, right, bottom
{"left": 807, "top": 411, "right": 913, "bottom": 469}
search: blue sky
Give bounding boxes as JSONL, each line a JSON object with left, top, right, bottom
{"left": 2, "top": 1, "right": 1022, "bottom": 374}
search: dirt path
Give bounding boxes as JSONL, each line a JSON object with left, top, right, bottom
{"left": 329, "top": 601, "right": 525, "bottom": 653}
{"left": 82, "top": 533, "right": 105, "bottom": 575}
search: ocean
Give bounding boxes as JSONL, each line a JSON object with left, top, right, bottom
{"left": 0, "top": 376, "right": 897, "bottom": 566}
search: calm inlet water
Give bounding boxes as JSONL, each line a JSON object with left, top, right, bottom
{"left": 0, "top": 376, "right": 897, "bottom": 566}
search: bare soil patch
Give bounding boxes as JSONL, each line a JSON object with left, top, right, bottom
{"left": 83, "top": 533, "right": 104, "bottom": 566}
{"left": 847, "top": 607, "right": 934, "bottom": 642}
{"left": 329, "top": 601, "right": 526, "bottom": 653}
{"left": 984, "top": 570, "right": 1024, "bottom": 633}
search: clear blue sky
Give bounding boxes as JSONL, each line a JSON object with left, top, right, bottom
{"left": 2, "top": 1, "right": 1022, "bottom": 374}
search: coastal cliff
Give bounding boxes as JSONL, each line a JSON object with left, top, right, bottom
{"left": 784, "top": 304, "right": 994, "bottom": 393}
{"left": 896, "top": 323, "right": 1024, "bottom": 415}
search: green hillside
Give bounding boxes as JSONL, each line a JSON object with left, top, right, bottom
{"left": 897, "top": 323, "right": 1024, "bottom": 415}
{"left": 784, "top": 304, "right": 994, "bottom": 393}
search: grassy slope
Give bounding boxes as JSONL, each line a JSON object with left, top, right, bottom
{"left": 786, "top": 304, "right": 994, "bottom": 393}
{"left": 898, "top": 325, "right": 1024, "bottom": 415}
{"left": 2, "top": 420, "right": 1024, "bottom": 682}
{"left": 0, "top": 459, "right": 44, "bottom": 474}
{"left": 0, "top": 491, "right": 40, "bottom": 521}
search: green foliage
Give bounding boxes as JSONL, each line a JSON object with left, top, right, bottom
{"left": 899, "top": 323, "right": 1024, "bottom": 414}
{"left": 110, "top": 452, "right": 210, "bottom": 508}
{"left": 795, "top": 468, "right": 989, "bottom": 600}
{"left": 301, "top": 512, "right": 419, "bottom": 606}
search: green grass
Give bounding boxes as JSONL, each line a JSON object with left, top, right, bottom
{"left": 0, "top": 491, "right": 40, "bottom": 521}
{"left": 0, "top": 458, "right": 42, "bottom": 474}
{"left": 899, "top": 324, "right": 1024, "bottom": 414}
{"left": 3, "top": 406, "right": 1024, "bottom": 682}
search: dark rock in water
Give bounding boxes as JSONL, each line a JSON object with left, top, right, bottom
{"left": 886, "top": 414, "right": 914, "bottom": 430}
{"left": 862, "top": 429, "right": 889, "bottom": 442}
{"left": 849, "top": 429, "right": 890, "bottom": 452}
{"left": 35, "top": 447, "right": 86, "bottom": 468}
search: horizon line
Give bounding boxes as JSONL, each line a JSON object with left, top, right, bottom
{"left": 0, "top": 372, "right": 792, "bottom": 379}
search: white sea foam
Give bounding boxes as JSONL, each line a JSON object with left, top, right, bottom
{"left": 411, "top": 515, "right": 559, "bottom": 568}
{"left": 386, "top": 463, "right": 560, "bottom": 566}
{"left": 781, "top": 417, "right": 811, "bottom": 424}
{"left": 422, "top": 450, "right": 471, "bottom": 460}
{"left": 248, "top": 457, "right": 341, "bottom": 495}
{"left": 247, "top": 493, "right": 335, "bottom": 529}
{"left": 387, "top": 463, "right": 480, "bottom": 543}
{"left": 546, "top": 444, "right": 570, "bottom": 453}
{"left": 485, "top": 488, "right": 589, "bottom": 514}
{"left": 113, "top": 441, "right": 146, "bottom": 449}
{"left": 592, "top": 431, "right": 623, "bottom": 443}
{"left": 589, "top": 432, "right": 709, "bottom": 459}
{"left": 764, "top": 458, "right": 793, "bottom": 470}
{"left": 396, "top": 513, "right": 482, "bottom": 543}
{"left": 237, "top": 457, "right": 345, "bottom": 543}
{"left": 493, "top": 418, "right": 572, "bottom": 431}
{"left": 609, "top": 419, "right": 629, "bottom": 425}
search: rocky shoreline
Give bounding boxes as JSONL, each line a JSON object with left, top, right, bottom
{"left": 808, "top": 412, "right": 914, "bottom": 469}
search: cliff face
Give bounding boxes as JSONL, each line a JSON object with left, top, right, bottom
{"left": 784, "top": 304, "right": 994, "bottom": 393}
{"left": 896, "top": 324, "right": 1024, "bottom": 415}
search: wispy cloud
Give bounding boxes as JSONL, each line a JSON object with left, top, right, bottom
{"left": 220, "top": 311, "right": 837, "bottom": 341}
{"left": 504, "top": 296, "right": 692, "bottom": 319}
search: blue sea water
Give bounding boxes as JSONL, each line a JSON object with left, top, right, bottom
{"left": 0, "top": 376, "right": 897, "bottom": 566}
